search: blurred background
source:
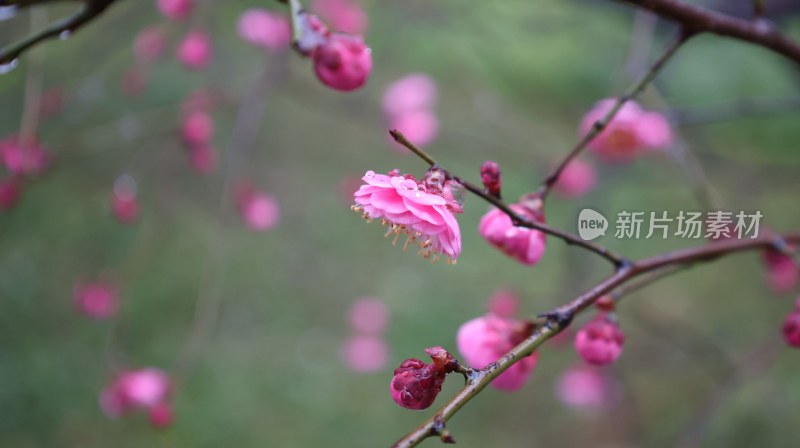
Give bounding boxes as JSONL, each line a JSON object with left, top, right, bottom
{"left": 1, "top": 0, "right": 800, "bottom": 446}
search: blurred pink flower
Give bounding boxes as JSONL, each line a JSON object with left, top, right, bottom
{"left": 134, "top": 26, "right": 166, "bottom": 63}
{"left": 313, "top": 34, "right": 372, "bottom": 91}
{"left": 348, "top": 297, "right": 390, "bottom": 335}
{"left": 187, "top": 145, "right": 217, "bottom": 174}
{"left": 181, "top": 110, "right": 214, "bottom": 146}
{"left": 389, "top": 110, "right": 439, "bottom": 149}
{"left": 157, "top": 0, "right": 193, "bottom": 21}
{"left": 237, "top": 9, "right": 291, "bottom": 50}
{"left": 390, "top": 346, "right": 456, "bottom": 410}
{"left": 148, "top": 402, "right": 173, "bottom": 428}
{"left": 478, "top": 198, "right": 546, "bottom": 266}
{"left": 574, "top": 313, "right": 625, "bottom": 366}
{"left": 555, "top": 365, "right": 608, "bottom": 409}
{"left": 0, "top": 135, "right": 49, "bottom": 176}
{"left": 487, "top": 289, "right": 520, "bottom": 319}
{"left": 0, "top": 178, "right": 21, "bottom": 210}
{"left": 554, "top": 158, "right": 597, "bottom": 198}
{"left": 112, "top": 175, "right": 139, "bottom": 224}
{"left": 352, "top": 170, "right": 462, "bottom": 262}
{"left": 177, "top": 31, "right": 212, "bottom": 70}
{"left": 100, "top": 368, "right": 171, "bottom": 418}
{"left": 457, "top": 312, "right": 536, "bottom": 391}
{"left": 311, "top": 0, "right": 368, "bottom": 35}
{"left": 73, "top": 281, "right": 119, "bottom": 319}
{"left": 382, "top": 73, "right": 437, "bottom": 118}
{"left": 237, "top": 187, "right": 280, "bottom": 232}
{"left": 763, "top": 248, "right": 798, "bottom": 293}
{"left": 579, "top": 99, "right": 673, "bottom": 162}
{"left": 341, "top": 335, "right": 389, "bottom": 372}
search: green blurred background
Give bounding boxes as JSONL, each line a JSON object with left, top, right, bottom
{"left": 1, "top": 0, "right": 800, "bottom": 446}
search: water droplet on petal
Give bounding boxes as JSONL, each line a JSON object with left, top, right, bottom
{"left": 59, "top": 30, "right": 72, "bottom": 41}
{"left": 365, "top": 170, "right": 375, "bottom": 178}
{"left": 415, "top": 192, "right": 422, "bottom": 197}
{"left": 0, "top": 6, "right": 17, "bottom": 21}
{"left": 0, "top": 59, "right": 18, "bottom": 75}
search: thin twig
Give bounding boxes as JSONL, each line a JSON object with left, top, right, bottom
{"left": 389, "top": 130, "right": 628, "bottom": 267}
{"left": 537, "top": 31, "right": 691, "bottom": 199}
{"left": 392, "top": 231, "right": 800, "bottom": 448}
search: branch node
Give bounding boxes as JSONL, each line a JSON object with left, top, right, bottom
{"left": 432, "top": 417, "right": 456, "bottom": 444}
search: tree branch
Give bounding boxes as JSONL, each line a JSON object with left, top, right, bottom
{"left": 392, "top": 231, "right": 800, "bottom": 447}
{"left": 0, "top": 0, "right": 119, "bottom": 66}
{"left": 614, "top": 0, "right": 800, "bottom": 64}
{"left": 389, "top": 130, "right": 628, "bottom": 267}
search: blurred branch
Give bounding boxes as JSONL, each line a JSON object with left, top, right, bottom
{"left": 392, "top": 231, "right": 800, "bottom": 448}
{"left": 18, "top": 8, "right": 47, "bottom": 147}
{"left": 670, "top": 96, "right": 800, "bottom": 127}
{"left": 614, "top": 0, "right": 800, "bottom": 63}
{"left": 0, "top": 0, "right": 119, "bottom": 65}
{"left": 537, "top": 31, "right": 691, "bottom": 200}
{"left": 389, "top": 130, "right": 628, "bottom": 267}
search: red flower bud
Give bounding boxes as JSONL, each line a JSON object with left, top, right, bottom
{"left": 390, "top": 346, "right": 457, "bottom": 410}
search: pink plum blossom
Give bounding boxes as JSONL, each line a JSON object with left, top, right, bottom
{"left": 134, "top": 26, "right": 166, "bottom": 63}
{"left": 554, "top": 158, "right": 597, "bottom": 198}
{"left": 0, "top": 178, "right": 21, "bottom": 210}
{"left": 73, "top": 281, "right": 119, "bottom": 319}
{"left": 348, "top": 297, "right": 390, "bottom": 335}
{"left": 352, "top": 169, "right": 462, "bottom": 262}
{"left": 236, "top": 187, "right": 280, "bottom": 232}
{"left": 763, "top": 247, "right": 798, "bottom": 293}
{"left": 237, "top": 9, "right": 291, "bottom": 50}
{"left": 574, "top": 313, "right": 625, "bottom": 366}
{"left": 478, "top": 196, "right": 546, "bottom": 266}
{"left": 341, "top": 335, "right": 389, "bottom": 372}
{"left": 1, "top": 135, "right": 49, "bottom": 176}
{"left": 579, "top": 99, "right": 673, "bottom": 162}
{"left": 456, "top": 303, "right": 536, "bottom": 391}
{"left": 390, "top": 346, "right": 457, "bottom": 410}
{"left": 311, "top": 0, "right": 368, "bottom": 35}
{"left": 100, "top": 368, "right": 171, "bottom": 419}
{"left": 389, "top": 110, "right": 439, "bottom": 149}
{"left": 177, "top": 31, "right": 212, "bottom": 70}
{"left": 382, "top": 73, "right": 437, "bottom": 118}
{"left": 181, "top": 110, "right": 214, "bottom": 146}
{"left": 157, "top": 0, "right": 193, "bottom": 21}
{"left": 555, "top": 365, "right": 611, "bottom": 410}
{"left": 312, "top": 33, "right": 372, "bottom": 91}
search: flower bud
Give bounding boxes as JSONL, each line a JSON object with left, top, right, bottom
{"left": 390, "top": 346, "right": 456, "bottom": 410}
{"left": 312, "top": 34, "right": 371, "bottom": 91}
{"left": 574, "top": 313, "right": 625, "bottom": 366}
{"left": 480, "top": 160, "right": 502, "bottom": 198}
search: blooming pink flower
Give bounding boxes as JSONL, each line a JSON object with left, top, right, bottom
{"left": 348, "top": 297, "right": 390, "bottom": 335}
{"left": 134, "top": 26, "right": 166, "bottom": 63}
{"left": 181, "top": 110, "right": 214, "bottom": 146}
{"left": 148, "top": 402, "right": 173, "bottom": 428}
{"left": 73, "top": 281, "right": 119, "bottom": 319}
{"left": 456, "top": 312, "right": 536, "bottom": 391}
{"left": 157, "top": 0, "right": 193, "bottom": 21}
{"left": 342, "top": 335, "right": 389, "bottom": 372}
{"left": 763, "top": 248, "right": 798, "bottom": 293}
{"left": 312, "top": 33, "right": 372, "bottom": 91}
{"left": 389, "top": 110, "right": 439, "bottom": 149}
{"left": 390, "top": 346, "right": 457, "bottom": 410}
{"left": 1, "top": 135, "right": 49, "bottom": 176}
{"left": 574, "top": 313, "right": 625, "bottom": 366}
{"left": 554, "top": 158, "right": 597, "bottom": 198}
{"left": 579, "top": 99, "right": 673, "bottom": 162}
{"left": 555, "top": 365, "right": 609, "bottom": 410}
{"left": 478, "top": 197, "right": 546, "bottom": 266}
{"left": 237, "top": 9, "right": 291, "bottom": 50}
{"left": 382, "top": 73, "right": 437, "bottom": 118}
{"left": 177, "top": 31, "right": 212, "bottom": 70}
{"left": 100, "top": 368, "right": 171, "bottom": 418}
{"left": 187, "top": 145, "right": 217, "bottom": 173}
{"left": 311, "top": 0, "right": 368, "bottom": 35}
{"left": 352, "top": 169, "right": 462, "bottom": 262}
{"left": 0, "top": 178, "right": 22, "bottom": 210}
{"left": 236, "top": 187, "right": 280, "bottom": 231}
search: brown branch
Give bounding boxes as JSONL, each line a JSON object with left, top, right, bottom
{"left": 537, "top": 31, "right": 691, "bottom": 200}
{"left": 392, "top": 231, "right": 800, "bottom": 448}
{"left": 614, "top": 0, "right": 800, "bottom": 64}
{"left": 389, "top": 130, "right": 628, "bottom": 267}
{"left": 0, "top": 0, "right": 119, "bottom": 65}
